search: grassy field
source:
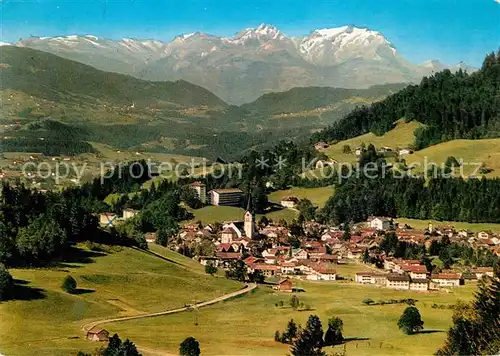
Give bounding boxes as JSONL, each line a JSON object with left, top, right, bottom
{"left": 189, "top": 205, "right": 301, "bottom": 225}
{"left": 267, "top": 186, "right": 334, "bottom": 208}
{"left": 396, "top": 218, "right": 500, "bottom": 234}
{"left": 321, "top": 120, "right": 423, "bottom": 164}
{"left": 104, "top": 281, "right": 477, "bottom": 356}
{"left": 404, "top": 138, "right": 500, "bottom": 178}
{"left": 0, "top": 244, "right": 242, "bottom": 356}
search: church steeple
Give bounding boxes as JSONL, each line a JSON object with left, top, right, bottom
{"left": 244, "top": 193, "right": 255, "bottom": 239}
{"left": 246, "top": 193, "right": 253, "bottom": 214}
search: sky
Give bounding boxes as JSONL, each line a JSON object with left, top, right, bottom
{"left": 1, "top": 0, "right": 499, "bottom": 66}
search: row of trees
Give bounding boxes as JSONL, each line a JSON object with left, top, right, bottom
{"left": 274, "top": 315, "right": 344, "bottom": 355}
{"left": 321, "top": 174, "right": 500, "bottom": 225}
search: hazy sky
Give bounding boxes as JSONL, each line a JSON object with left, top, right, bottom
{"left": 1, "top": 0, "right": 499, "bottom": 66}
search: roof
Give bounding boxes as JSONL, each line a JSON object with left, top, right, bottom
{"left": 190, "top": 181, "right": 206, "bottom": 187}
{"left": 87, "top": 326, "right": 108, "bottom": 334}
{"left": 211, "top": 188, "right": 243, "bottom": 194}
{"left": 251, "top": 263, "right": 280, "bottom": 271}
{"left": 215, "top": 252, "right": 241, "bottom": 259}
{"left": 432, "top": 273, "right": 462, "bottom": 280}
{"left": 356, "top": 271, "right": 385, "bottom": 277}
{"left": 278, "top": 278, "right": 292, "bottom": 285}
{"left": 387, "top": 273, "right": 410, "bottom": 282}
{"left": 404, "top": 265, "right": 427, "bottom": 273}
{"left": 281, "top": 196, "right": 299, "bottom": 202}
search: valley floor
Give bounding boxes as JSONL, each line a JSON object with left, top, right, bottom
{"left": 0, "top": 244, "right": 477, "bottom": 355}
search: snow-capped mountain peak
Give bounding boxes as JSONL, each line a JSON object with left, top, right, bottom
{"left": 299, "top": 25, "right": 397, "bottom": 66}
{"left": 231, "top": 24, "right": 286, "bottom": 44}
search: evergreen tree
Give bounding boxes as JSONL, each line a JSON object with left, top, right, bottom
{"left": 179, "top": 336, "right": 201, "bottom": 356}
{"left": 305, "top": 315, "right": 324, "bottom": 348}
{"left": 282, "top": 319, "right": 298, "bottom": 343}
{"left": 290, "top": 327, "right": 326, "bottom": 356}
{"left": 437, "top": 270, "right": 500, "bottom": 355}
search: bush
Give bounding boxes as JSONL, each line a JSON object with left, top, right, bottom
{"left": 0, "top": 265, "right": 13, "bottom": 301}
{"left": 61, "top": 275, "right": 77, "bottom": 294}
{"left": 362, "top": 298, "right": 374, "bottom": 305}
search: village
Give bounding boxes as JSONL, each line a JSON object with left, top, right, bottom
{"left": 99, "top": 181, "right": 498, "bottom": 293}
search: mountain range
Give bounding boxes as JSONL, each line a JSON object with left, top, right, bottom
{"left": 0, "top": 46, "right": 404, "bottom": 158}
{"left": 12, "top": 24, "right": 476, "bottom": 104}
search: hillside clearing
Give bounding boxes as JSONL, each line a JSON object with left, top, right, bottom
{"left": 0, "top": 245, "right": 242, "bottom": 356}
{"left": 267, "top": 186, "right": 334, "bottom": 208}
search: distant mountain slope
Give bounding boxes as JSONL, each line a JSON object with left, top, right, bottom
{"left": 0, "top": 47, "right": 405, "bottom": 158}
{"left": 16, "top": 24, "right": 476, "bottom": 104}
{"left": 312, "top": 50, "right": 500, "bottom": 149}
{"left": 0, "top": 46, "right": 227, "bottom": 109}
{"left": 241, "top": 83, "right": 407, "bottom": 116}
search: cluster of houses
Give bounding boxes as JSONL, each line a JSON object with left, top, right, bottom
{"left": 313, "top": 141, "right": 414, "bottom": 158}
{"left": 170, "top": 206, "right": 498, "bottom": 289}
{"left": 355, "top": 257, "right": 494, "bottom": 291}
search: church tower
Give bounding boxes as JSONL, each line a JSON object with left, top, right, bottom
{"left": 244, "top": 194, "right": 255, "bottom": 239}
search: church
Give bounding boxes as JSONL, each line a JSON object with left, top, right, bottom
{"left": 220, "top": 195, "right": 257, "bottom": 244}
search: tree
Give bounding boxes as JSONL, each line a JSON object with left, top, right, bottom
{"left": 398, "top": 306, "right": 424, "bottom": 335}
{"left": 248, "top": 270, "right": 265, "bottom": 284}
{"left": 297, "top": 199, "right": 316, "bottom": 222}
{"left": 290, "top": 295, "right": 300, "bottom": 310}
{"left": 282, "top": 319, "right": 298, "bottom": 343}
{"left": 61, "top": 275, "right": 77, "bottom": 294}
{"left": 341, "top": 224, "right": 351, "bottom": 241}
{"left": 342, "top": 145, "right": 352, "bottom": 154}
{"left": 0, "top": 264, "right": 13, "bottom": 300}
{"left": 156, "top": 229, "right": 169, "bottom": 246}
{"left": 274, "top": 330, "right": 282, "bottom": 342}
{"left": 290, "top": 321, "right": 326, "bottom": 356}
{"left": 324, "top": 316, "right": 344, "bottom": 346}
{"left": 305, "top": 315, "right": 324, "bottom": 348}
{"left": 16, "top": 216, "right": 67, "bottom": 266}
{"left": 179, "top": 336, "right": 201, "bottom": 356}
{"left": 204, "top": 261, "right": 217, "bottom": 276}
{"left": 225, "top": 260, "right": 247, "bottom": 282}
{"left": 437, "top": 270, "right": 500, "bottom": 355}
{"left": 362, "top": 249, "right": 370, "bottom": 263}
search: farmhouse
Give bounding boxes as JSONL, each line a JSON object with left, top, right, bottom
{"left": 314, "top": 141, "right": 329, "bottom": 150}
{"left": 122, "top": 208, "right": 139, "bottom": 220}
{"left": 386, "top": 273, "right": 411, "bottom": 290}
{"left": 276, "top": 278, "right": 293, "bottom": 292}
{"left": 430, "top": 273, "right": 463, "bottom": 287}
{"left": 99, "top": 213, "right": 118, "bottom": 227}
{"left": 398, "top": 148, "right": 414, "bottom": 155}
{"left": 307, "top": 264, "right": 337, "bottom": 281}
{"left": 209, "top": 188, "right": 243, "bottom": 206}
{"left": 355, "top": 272, "right": 387, "bottom": 285}
{"left": 280, "top": 196, "right": 299, "bottom": 208}
{"left": 409, "top": 279, "right": 429, "bottom": 291}
{"left": 368, "top": 217, "right": 393, "bottom": 231}
{"left": 403, "top": 265, "right": 428, "bottom": 279}
{"left": 315, "top": 159, "right": 337, "bottom": 169}
{"left": 472, "top": 267, "right": 494, "bottom": 279}
{"left": 86, "top": 327, "right": 109, "bottom": 342}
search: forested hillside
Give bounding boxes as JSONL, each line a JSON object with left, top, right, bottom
{"left": 0, "top": 46, "right": 227, "bottom": 109}
{"left": 312, "top": 50, "right": 500, "bottom": 149}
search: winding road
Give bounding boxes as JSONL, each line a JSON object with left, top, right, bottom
{"left": 82, "top": 283, "right": 257, "bottom": 355}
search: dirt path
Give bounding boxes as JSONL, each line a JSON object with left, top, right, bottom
{"left": 82, "top": 283, "right": 257, "bottom": 354}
